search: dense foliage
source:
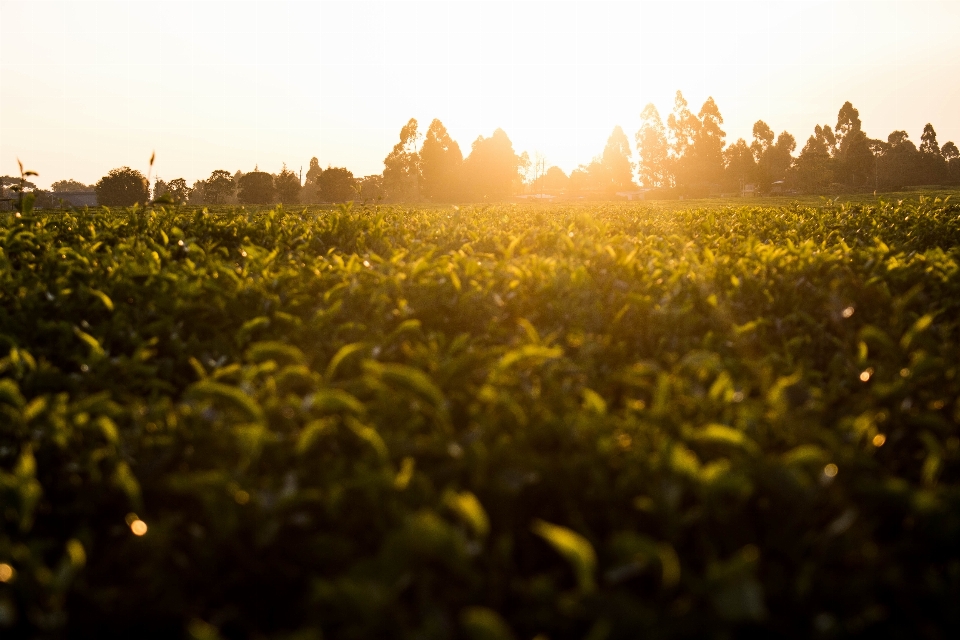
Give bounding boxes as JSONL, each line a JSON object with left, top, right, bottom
{"left": 93, "top": 168, "right": 149, "bottom": 207}
{"left": 237, "top": 172, "right": 277, "bottom": 206}
{"left": 1, "top": 198, "right": 959, "bottom": 638}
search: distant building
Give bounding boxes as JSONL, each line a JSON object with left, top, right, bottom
{"left": 55, "top": 191, "right": 98, "bottom": 207}
{"left": 770, "top": 180, "right": 785, "bottom": 194}
{"left": 615, "top": 190, "right": 648, "bottom": 201}
{"left": 741, "top": 183, "right": 757, "bottom": 197}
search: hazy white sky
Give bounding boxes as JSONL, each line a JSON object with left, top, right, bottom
{"left": 1, "top": 0, "right": 958, "bottom": 188}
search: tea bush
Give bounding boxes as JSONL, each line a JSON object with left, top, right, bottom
{"left": 1, "top": 199, "right": 959, "bottom": 638}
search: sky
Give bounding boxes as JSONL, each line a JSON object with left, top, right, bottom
{"left": 1, "top": 0, "right": 959, "bottom": 189}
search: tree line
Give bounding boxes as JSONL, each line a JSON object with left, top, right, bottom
{"left": 5, "top": 91, "right": 958, "bottom": 208}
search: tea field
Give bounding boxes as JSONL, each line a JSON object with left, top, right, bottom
{"left": 1, "top": 198, "right": 959, "bottom": 638}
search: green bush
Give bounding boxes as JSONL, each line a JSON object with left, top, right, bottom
{"left": 0, "top": 199, "right": 958, "bottom": 637}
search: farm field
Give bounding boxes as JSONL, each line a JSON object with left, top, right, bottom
{"left": 1, "top": 198, "right": 959, "bottom": 638}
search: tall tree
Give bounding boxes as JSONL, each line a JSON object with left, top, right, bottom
{"left": 667, "top": 91, "right": 699, "bottom": 189}
{"left": 768, "top": 132, "right": 797, "bottom": 185}
{"left": 600, "top": 125, "right": 635, "bottom": 192}
{"left": 636, "top": 103, "right": 669, "bottom": 188}
{"left": 420, "top": 119, "right": 461, "bottom": 202}
{"left": 723, "top": 138, "right": 757, "bottom": 192}
{"left": 356, "top": 174, "right": 384, "bottom": 201}
{"left": 834, "top": 101, "right": 873, "bottom": 186}
{"left": 942, "top": 141, "right": 958, "bottom": 161}
{"left": 750, "top": 120, "right": 775, "bottom": 163}
{"left": 943, "top": 141, "right": 960, "bottom": 184}
{"left": 237, "top": 170, "right": 275, "bottom": 205}
{"left": 540, "top": 166, "right": 569, "bottom": 193}
{"left": 795, "top": 125, "right": 834, "bottom": 192}
{"left": 206, "top": 169, "right": 235, "bottom": 204}
{"left": 919, "top": 123, "right": 941, "bottom": 156}
{"left": 275, "top": 164, "right": 301, "bottom": 204}
{"left": 95, "top": 167, "right": 149, "bottom": 207}
{"left": 154, "top": 177, "right": 191, "bottom": 204}
{"left": 881, "top": 130, "right": 920, "bottom": 188}
{"left": 918, "top": 123, "right": 947, "bottom": 184}
{"left": 460, "top": 128, "right": 522, "bottom": 201}
{"left": 383, "top": 118, "right": 421, "bottom": 202}
{"left": 303, "top": 157, "right": 323, "bottom": 203}
{"left": 752, "top": 127, "right": 796, "bottom": 192}
{"left": 690, "top": 96, "right": 726, "bottom": 188}
{"left": 318, "top": 167, "right": 356, "bottom": 202}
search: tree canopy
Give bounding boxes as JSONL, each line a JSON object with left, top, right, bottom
{"left": 420, "top": 119, "right": 462, "bottom": 202}
{"left": 460, "top": 128, "right": 522, "bottom": 201}
{"left": 383, "top": 118, "right": 421, "bottom": 202}
{"left": 237, "top": 171, "right": 275, "bottom": 205}
{"left": 275, "top": 165, "right": 301, "bottom": 204}
{"left": 95, "top": 167, "right": 149, "bottom": 206}
{"left": 318, "top": 167, "right": 356, "bottom": 202}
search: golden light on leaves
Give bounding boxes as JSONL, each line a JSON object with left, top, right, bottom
{"left": 860, "top": 369, "right": 873, "bottom": 382}
{"left": 0, "top": 563, "right": 14, "bottom": 583}
{"left": 873, "top": 434, "right": 887, "bottom": 447}
{"left": 824, "top": 464, "right": 839, "bottom": 478}
{"left": 130, "top": 520, "right": 148, "bottom": 536}
{"left": 842, "top": 306, "right": 855, "bottom": 318}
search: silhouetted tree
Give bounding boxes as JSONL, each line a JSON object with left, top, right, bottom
{"left": 536, "top": 166, "right": 569, "bottom": 194}
{"left": 723, "top": 138, "right": 756, "bottom": 192}
{"left": 356, "top": 175, "right": 383, "bottom": 201}
{"left": 919, "top": 123, "right": 941, "bottom": 156}
{"left": 751, "top": 120, "right": 775, "bottom": 189}
{"left": 795, "top": 125, "right": 835, "bottom": 192}
{"left": 918, "top": 123, "right": 946, "bottom": 184}
{"left": 51, "top": 179, "right": 93, "bottom": 193}
{"left": 834, "top": 102, "right": 873, "bottom": 186}
{"left": 667, "top": 91, "right": 699, "bottom": 189}
{"left": 420, "top": 119, "right": 462, "bottom": 202}
{"left": 517, "top": 151, "right": 532, "bottom": 193}
{"left": 275, "top": 164, "right": 301, "bottom": 204}
{"left": 690, "top": 97, "right": 726, "bottom": 189}
{"left": 237, "top": 170, "right": 275, "bottom": 205}
{"left": 95, "top": 167, "right": 149, "bottom": 206}
{"left": 666, "top": 92, "right": 726, "bottom": 193}
{"left": 600, "top": 125, "right": 635, "bottom": 193}
{"left": 154, "top": 177, "right": 191, "bottom": 204}
{"left": 751, "top": 122, "right": 799, "bottom": 191}
{"left": 303, "top": 157, "right": 322, "bottom": 203}
{"left": 879, "top": 130, "right": 919, "bottom": 188}
{"left": 943, "top": 141, "right": 960, "bottom": 184}
{"left": 318, "top": 167, "right": 356, "bottom": 202}
{"left": 205, "top": 169, "right": 235, "bottom": 204}
{"left": 460, "top": 128, "right": 522, "bottom": 201}
{"left": 750, "top": 121, "right": 775, "bottom": 162}
{"left": 383, "top": 118, "right": 420, "bottom": 202}
{"left": 636, "top": 103, "right": 669, "bottom": 188}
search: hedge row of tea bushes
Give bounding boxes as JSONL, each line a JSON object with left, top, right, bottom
{"left": 1, "top": 199, "right": 959, "bottom": 638}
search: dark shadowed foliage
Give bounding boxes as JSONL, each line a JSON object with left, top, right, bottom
{"left": 94, "top": 167, "right": 149, "bottom": 206}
